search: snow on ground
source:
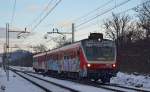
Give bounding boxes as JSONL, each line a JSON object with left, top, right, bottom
{"left": 1, "top": 66, "right": 111, "bottom": 92}
{"left": 111, "top": 72, "right": 150, "bottom": 89}
{"left": 11, "top": 66, "right": 34, "bottom": 72}
{"left": 0, "top": 67, "right": 44, "bottom": 92}
{"left": 9, "top": 66, "right": 150, "bottom": 91}
{"left": 31, "top": 73, "right": 111, "bottom": 92}
{"left": 14, "top": 66, "right": 150, "bottom": 89}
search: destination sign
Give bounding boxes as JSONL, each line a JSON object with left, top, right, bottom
{"left": 85, "top": 40, "right": 114, "bottom": 47}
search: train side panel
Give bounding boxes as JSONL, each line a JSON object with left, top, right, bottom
{"left": 45, "top": 44, "right": 82, "bottom": 73}
{"left": 33, "top": 53, "right": 46, "bottom": 72}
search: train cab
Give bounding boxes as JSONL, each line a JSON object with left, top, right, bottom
{"left": 80, "top": 33, "right": 117, "bottom": 82}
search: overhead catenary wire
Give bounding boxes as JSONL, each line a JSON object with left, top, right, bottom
{"left": 19, "top": 0, "right": 56, "bottom": 44}
{"left": 20, "top": 0, "right": 62, "bottom": 45}
{"left": 76, "top": 22, "right": 98, "bottom": 31}
{"left": 26, "top": 0, "right": 54, "bottom": 28}
{"left": 75, "top": 0, "right": 150, "bottom": 31}
{"left": 52, "top": 0, "right": 131, "bottom": 42}
{"left": 75, "top": 0, "right": 131, "bottom": 28}
{"left": 31, "top": 0, "right": 62, "bottom": 32}
{"left": 57, "top": 0, "right": 114, "bottom": 32}
{"left": 10, "top": 0, "right": 16, "bottom": 25}
{"left": 116, "top": 0, "right": 150, "bottom": 15}
{"left": 73, "top": 0, "right": 115, "bottom": 22}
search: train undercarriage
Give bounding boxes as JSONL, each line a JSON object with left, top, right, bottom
{"left": 33, "top": 68, "right": 117, "bottom": 83}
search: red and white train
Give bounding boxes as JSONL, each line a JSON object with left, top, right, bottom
{"left": 33, "top": 33, "right": 117, "bottom": 83}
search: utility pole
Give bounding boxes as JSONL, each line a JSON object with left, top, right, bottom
{"left": 3, "top": 23, "right": 30, "bottom": 81}
{"left": 72, "top": 23, "right": 75, "bottom": 43}
{"left": 5, "top": 23, "right": 9, "bottom": 81}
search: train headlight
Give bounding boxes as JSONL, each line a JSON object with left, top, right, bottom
{"left": 87, "top": 64, "right": 91, "bottom": 67}
{"left": 112, "top": 64, "right": 116, "bottom": 68}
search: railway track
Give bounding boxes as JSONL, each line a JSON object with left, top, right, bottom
{"left": 27, "top": 72, "right": 149, "bottom": 92}
{"left": 10, "top": 68, "right": 150, "bottom": 92}
{"left": 11, "top": 69, "right": 79, "bottom": 92}
{"left": 44, "top": 74, "right": 150, "bottom": 92}
{"left": 104, "top": 83, "right": 150, "bottom": 92}
{"left": 70, "top": 79, "right": 150, "bottom": 92}
{"left": 95, "top": 83, "right": 150, "bottom": 92}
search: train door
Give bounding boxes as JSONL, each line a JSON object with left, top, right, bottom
{"left": 63, "top": 55, "right": 68, "bottom": 72}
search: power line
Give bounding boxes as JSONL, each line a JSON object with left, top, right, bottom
{"left": 19, "top": 0, "right": 55, "bottom": 44}
{"left": 26, "top": 0, "right": 54, "bottom": 28}
{"left": 10, "top": 0, "right": 16, "bottom": 25}
{"left": 76, "top": 0, "right": 150, "bottom": 31}
{"left": 73, "top": 0, "right": 114, "bottom": 22}
{"left": 75, "top": 0, "right": 131, "bottom": 28}
{"left": 54, "top": 0, "right": 114, "bottom": 33}
{"left": 116, "top": 0, "right": 150, "bottom": 15}
{"left": 31, "top": 0, "right": 62, "bottom": 31}
{"left": 20, "top": 0, "right": 62, "bottom": 44}
{"left": 19, "top": 0, "right": 62, "bottom": 43}
{"left": 76, "top": 22, "right": 98, "bottom": 31}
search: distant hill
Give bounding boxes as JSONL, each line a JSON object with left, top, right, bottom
{"left": 0, "top": 53, "right": 3, "bottom": 61}
{"left": 9, "top": 50, "right": 33, "bottom": 67}
{"left": 10, "top": 50, "right": 31, "bottom": 61}
{"left": 0, "top": 53, "right": 3, "bottom": 67}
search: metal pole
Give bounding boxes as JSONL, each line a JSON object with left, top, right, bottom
{"left": 7, "top": 23, "right": 9, "bottom": 81}
{"left": 4, "top": 24, "right": 8, "bottom": 72}
{"left": 72, "top": 23, "right": 75, "bottom": 43}
{"left": 5, "top": 23, "right": 9, "bottom": 81}
{"left": 3, "top": 43, "right": 6, "bottom": 71}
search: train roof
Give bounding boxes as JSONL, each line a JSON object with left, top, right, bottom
{"left": 33, "top": 38, "right": 114, "bottom": 57}
{"left": 46, "top": 41, "right": 81, "bottom": 54}
{"left": 33, "top": 51, "right": 47, "bottom": 57}
{"left": 33, "top": 40, "right": 82, "bottom": 57}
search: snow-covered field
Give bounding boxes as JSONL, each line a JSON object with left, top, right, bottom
{"left": 11, "top": 66, "right": 34, "bottom": 72}
{"left": 13, "top": 66, "right": 150, "bottom": 89}
{"left": 111, "top": 72, "right": 150, "bottom": 89}
{"left": 0, "top": 67, "right": 111, "bottom": 92}
{"left": 0, "top": 67, "right": 44, "bottom": 92}
{"left": 0, "top": 66, "right": 150, "bottom": 92}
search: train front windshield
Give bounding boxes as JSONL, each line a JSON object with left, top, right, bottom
{"left": 82, "top": 40, "right": 115, "bottom": 61}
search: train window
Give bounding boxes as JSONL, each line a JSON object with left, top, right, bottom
{"left": 82, "top": 40, "right": 115, "bottom": 61}
{"left": 85, "top": 46, "right": 115, "bottom": 61}
{"left": 64, "top": 56, "right": 69, "bottom": 60}
{"left": 67, "top": 56, "right": 69, "bottom": 60}
{"left": 64, "top": 56, "right": 67, "bottom": 60}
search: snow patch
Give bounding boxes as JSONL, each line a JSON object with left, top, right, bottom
{"left": 0, "top": 67, "right": 44, "bottom": 92}
{"left": 111, "top": 72, "right": 150, "bottom": 88}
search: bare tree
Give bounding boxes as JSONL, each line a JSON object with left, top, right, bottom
{"left": 33, "top": 44, "right": 47, "bottom": 53}
{"left": 54, "top": 36, "right": 72, "bottom": 48}
{"left": 126, "top": 22, "right": 145, "bottom": 42}
{"left": 135, "top": 1, "right": 150, "bottom": 38}
{"left": 103, "top": 13, "right": 131, "bottom": 45}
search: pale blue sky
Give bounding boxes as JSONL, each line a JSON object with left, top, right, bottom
{"left": 0, "top": 0, "right": 142, "bottom": 29}
{"left": 0, "top": 0, "right": 143, "bottom": 51}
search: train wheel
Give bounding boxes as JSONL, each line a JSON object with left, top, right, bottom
{"left": 101, "top": 78, "right": 110, "bottom": 83}
{"left": 93, "top": 78, "right": 99, "bottom": 81}
{"left": 34, "top": 69, "right": 38, "bottom": 72}
{"left": 77, "top": 71, "right": 83, "bottom": 80}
